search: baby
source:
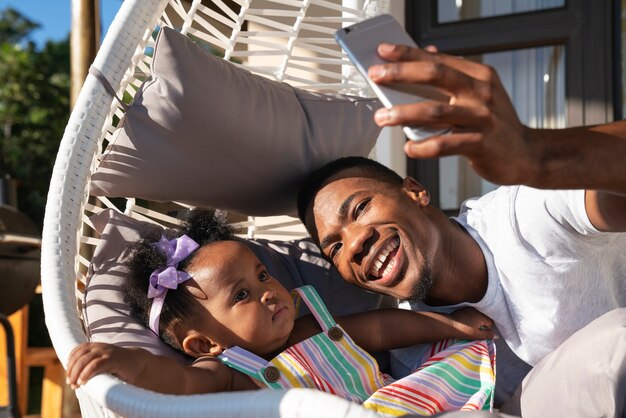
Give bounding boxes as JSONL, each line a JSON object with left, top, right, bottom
{"left": 68, "top": 210, "right": 496, "bottom": 415}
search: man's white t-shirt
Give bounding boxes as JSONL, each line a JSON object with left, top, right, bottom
{"left": 449, "top": 185, "right": 625, "bottom": 366}
{"left": 393, "top": 186, "right": 625, "bottom": 404}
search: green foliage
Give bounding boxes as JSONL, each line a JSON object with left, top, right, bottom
{"left": 0, "top": 7, "right": 40, "bottom": 45}
{"left": 0, "top": 8, "right": 70, "bottom": 227}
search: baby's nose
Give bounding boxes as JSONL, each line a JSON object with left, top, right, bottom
{"left": 261, "top": 289, "right": 277, "bottom": 304}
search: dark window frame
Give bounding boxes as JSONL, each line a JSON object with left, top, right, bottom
{"left": 405, "top": 0, "right": 619, "bottom": 210}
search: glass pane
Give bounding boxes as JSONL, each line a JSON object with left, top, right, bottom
{"left": 439, "top": 45, "right": 566, "bottom": 210}
{"left": 438, "top": 0, "right": 565, "bottom": 23}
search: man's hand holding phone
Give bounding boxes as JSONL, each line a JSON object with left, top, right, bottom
{"left": 335, "top": 14, "right": 450, "bottom": 142}
{"left": 367, "top": 42, "right": 532, "bottom": 186}
{"left": 337, "top": 15, "right": 626, "bottom": 195}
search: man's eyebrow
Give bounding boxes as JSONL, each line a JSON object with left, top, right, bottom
{"left": 319, "top": 191, "right": 360, "bottom": 250}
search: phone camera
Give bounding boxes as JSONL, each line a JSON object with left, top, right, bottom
{"left": 344, "top": 27, "right": 352, "bottom": 33}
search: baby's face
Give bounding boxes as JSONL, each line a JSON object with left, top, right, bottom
{"left": 185, "top": 240, "right": 296, "bottom": 357}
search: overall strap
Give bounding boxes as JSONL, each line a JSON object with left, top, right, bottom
{"left": 217, "top": 346, "right": 266, "bottom": 381}
{"left": 292, "top": 285, "right": 336, "bottom": 332}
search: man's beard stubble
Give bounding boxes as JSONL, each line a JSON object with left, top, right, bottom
{"left": 403, "top": 263, "right": 434, "bottom": 305}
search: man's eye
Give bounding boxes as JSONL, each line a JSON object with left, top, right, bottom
{"left": 329, "top": 243, "right": 342, "bottom": 260}
{"left": 234, "top": 289, "right": 249, "bottom": 302}
{"left": 259, "top": 271, "right": 269, "bottom": 282}
{"left": 354, "top": 199, "right": 370, "bottom": 219}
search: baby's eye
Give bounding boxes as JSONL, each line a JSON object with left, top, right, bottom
{"left": 258, "top": 271, "right": 269, "bottom": 282}
{"left": 234, "top": 289, "right": 249, "bottom": 302}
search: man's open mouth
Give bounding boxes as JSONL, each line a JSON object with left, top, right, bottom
{"left": 368, "top": 236, "right": 401, "bottom": 285}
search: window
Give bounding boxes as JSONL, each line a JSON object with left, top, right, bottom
{"left": 437, "top": 0, "right": 565, "bottom": 23}
{"left": 406, "top": 0, "right": 618, "bottom": 211}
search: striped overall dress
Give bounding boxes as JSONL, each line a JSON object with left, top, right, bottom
{"left": 218, "top": 285, "right": 496, "bottom": 416}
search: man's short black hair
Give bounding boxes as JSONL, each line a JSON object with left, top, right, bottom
{"left": 297, "top": 156, "right": 403, "bottom": 225}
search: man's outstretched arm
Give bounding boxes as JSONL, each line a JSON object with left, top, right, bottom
{"left": 367, "top": 43, "right": 626, "bottom": 196}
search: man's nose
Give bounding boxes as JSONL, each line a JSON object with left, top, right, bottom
{"left": 344, "top": 224, "right": 373, "bottom": 263}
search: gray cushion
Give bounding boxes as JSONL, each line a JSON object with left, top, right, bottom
{"left": 90, "top": 27, "right": 381, "bottom": 216}
{"left": 517, "top": 308, "right": 626, "bottom": 418}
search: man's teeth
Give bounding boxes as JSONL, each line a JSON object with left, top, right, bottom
{"left": 371, "top": 237, "right": 400, "bottom": 278}
{"left": 382, "top": 260, "right": 395, "bottom": 276}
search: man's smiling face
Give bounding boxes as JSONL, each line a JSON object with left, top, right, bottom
{"left": 304, "top": 166, "right": 438, "bottom": 302}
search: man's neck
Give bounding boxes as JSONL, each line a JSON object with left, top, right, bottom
{"left": 425, "top": 219, "right": 488, "bottom": 306}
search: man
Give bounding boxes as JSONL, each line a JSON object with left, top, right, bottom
{"left": 297, "top": 156, "right": 625, "bottom": 417}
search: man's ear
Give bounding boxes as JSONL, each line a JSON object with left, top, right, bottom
{"left": 402, "top": 177, "right": 430, "bottom": 207}
{"left": 182, "top": 333, "right": 225, "bottom": 358}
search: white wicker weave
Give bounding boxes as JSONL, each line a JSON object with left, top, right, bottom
{"left": 41, "top": 0, "right": 389, "bottom": 416}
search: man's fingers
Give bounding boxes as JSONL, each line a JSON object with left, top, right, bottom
{"left": 475, "top": 320, "right": 496, "bottom": 340}
{"left": 404, "top": 132, "right": 484, "bottom": 159}
{"left": 376, "top": 43, "right": 426, "bottom": 62}
{"left": 458, "top": 323, "right": 495, "bottom": 341}
{"left": 375, "top": 101, "right": 491, "bottom": 131}
{"left": 374, "top": 43, "right": 499, "bottom": 83}
{"left": 369, "top": 60, "right": 487, "bottom": 99}
{"left": 481, "top": 329, "right": 496, "bottom": 340}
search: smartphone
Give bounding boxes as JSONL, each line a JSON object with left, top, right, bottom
{"left": 335, "top": 14, "right": 449, "bottom": 141}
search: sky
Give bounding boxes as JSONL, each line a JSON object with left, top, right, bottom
{"left": 0, "top": 0, "right": 122, "bottom": 47}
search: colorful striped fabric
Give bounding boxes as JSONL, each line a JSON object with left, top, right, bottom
{"left": 218, "top": 286, "right": 496, "bottom": 416}
{"left": 363, "top": 339, "right": 496, "bottom": 416}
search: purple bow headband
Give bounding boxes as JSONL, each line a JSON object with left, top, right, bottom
{"left": 148, "top": 234, "right": 200, "bottom": 335}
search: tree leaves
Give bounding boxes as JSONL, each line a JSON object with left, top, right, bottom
{"left": 0, "top": 7, "right": 40, "bottom": 45}
{"left": 0, "top": 8, "right": 70, "bottom": 227}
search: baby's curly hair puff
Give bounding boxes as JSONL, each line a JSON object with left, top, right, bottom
{"left": 123, "top": 209, "right": 236, "bottom": 352}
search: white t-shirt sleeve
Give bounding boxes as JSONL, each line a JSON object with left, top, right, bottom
{"left": 546, "top": 189, "right": 597, "bottom": 234}
{"left": 514, "top": 187, "right": 610, "bottom": 258}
